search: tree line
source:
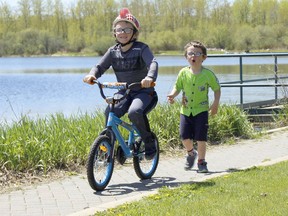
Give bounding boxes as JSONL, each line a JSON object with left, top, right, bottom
{"left": 0, "top": 0, "right": 288, "bottom": 56}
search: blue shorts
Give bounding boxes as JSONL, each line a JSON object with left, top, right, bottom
{"left": 180, "top": 111, "right": 208, "bottom": 141}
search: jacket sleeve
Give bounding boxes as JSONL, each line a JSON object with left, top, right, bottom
{"left": 142, "top": 46, "right": 158, "bottom": 81}
{"left": 89, "top": 48, "right": 112, "bottom": 79}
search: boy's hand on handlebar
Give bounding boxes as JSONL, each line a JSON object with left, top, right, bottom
{"left": 83, "top": 75, "right": 96, "bottom": 85}
{"left": 141, "top": 77, "right": 154, "bottom": 88}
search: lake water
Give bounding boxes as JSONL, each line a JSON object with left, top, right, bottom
{"left": 1, "top": 55, "right": 288, "bottom": 124}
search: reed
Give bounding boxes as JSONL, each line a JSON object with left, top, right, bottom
{"left": 274, "top": 102, "right": 288, "bottom": 127}
{"left": 0, "top": 111, "right": 105, "bottom": 174}
{"left": 0, "top": 103, "right": 256, "bottom": 174}
{"left": 208, "top": 104, "right": 256, "bottom": 144}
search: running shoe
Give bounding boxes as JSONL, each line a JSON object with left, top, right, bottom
{"left": 197, "top": 160, "right": 208, "bottom": 173}
{"left": 184, "top": 149, "right": 198, "bottom": 170}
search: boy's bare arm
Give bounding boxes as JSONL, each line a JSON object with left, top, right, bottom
{"left": 210, "top": 89, "right": 221, "bottom": 116}
{"left": 167, "top": 88, "right": 180, "bottom": 104}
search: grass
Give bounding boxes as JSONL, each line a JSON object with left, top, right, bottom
{"left": 0, "top": 112, "right": 105, "bottom": 173}
{"left": 208, "top": 104, "right": 256, "bottom": 143}
{"left": 0, "top": 103, "right": 262, "bottom": 177}
{"left": 94, "top": 161, "right": 288, "bottom": 216}
{"left": 274, "top": 103, "right": 288, "bottom": 127}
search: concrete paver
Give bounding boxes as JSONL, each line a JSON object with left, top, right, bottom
{"left": 0, "top": 129, "right": 288, "bottom": 216}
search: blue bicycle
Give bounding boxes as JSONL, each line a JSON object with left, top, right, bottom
{"left": 86, "top": 80, "right": 159, "bottom": 191}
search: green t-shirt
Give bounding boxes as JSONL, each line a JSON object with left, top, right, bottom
{"left": 174, "top": 66, "right": 220, "bottom": 116}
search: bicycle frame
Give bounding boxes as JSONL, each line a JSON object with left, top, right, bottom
{"left": 95, "top": 80, "right": 146, "bottom": 157}
{"left": 106, "top": 111, "right": 140, "bottom": 157}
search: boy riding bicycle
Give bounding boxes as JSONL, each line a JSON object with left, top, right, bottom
{"left": 83, "top": 8, "right": 158, "bottom": 160}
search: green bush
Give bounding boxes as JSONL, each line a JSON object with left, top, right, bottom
{"left": 92, "top": 36, "right": 115, "bottom": 56}
{"left": 208, "top": 104, "right": 255, "bottom": 143}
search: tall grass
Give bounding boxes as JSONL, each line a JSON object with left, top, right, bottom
{"left": 274, "top": 103, "right": 288, "bottom": 127}
{"left": 149, "top": 103, "right": 182, "bottom": 148}
{"left": 150, "top": 103, "right": 256, "bottom": 147}
{"left": 0, "top": 112, "right": 105, "bottom": 174}
{"left": 0, "top": 103, "right": 256, "bottom": 174}
{"left": 208, "top": 104, "right": 255, "bottom": 143}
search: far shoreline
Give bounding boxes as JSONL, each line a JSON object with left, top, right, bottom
{"left": 1, "top": 49, "right": 288, "bottom": 58}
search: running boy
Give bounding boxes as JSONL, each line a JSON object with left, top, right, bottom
{"left": 167, "top": 41, "right": 221, "bottom": 172}
{"left": 83, "top": 8, "right": 158, "bottom": 160}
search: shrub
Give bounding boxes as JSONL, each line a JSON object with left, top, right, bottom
{"left": 208, "top": 104, "right": 255, "bottom": 143}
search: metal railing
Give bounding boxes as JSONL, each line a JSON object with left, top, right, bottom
{"left": 208, "top": 53, "right": 288, "bottom": 106}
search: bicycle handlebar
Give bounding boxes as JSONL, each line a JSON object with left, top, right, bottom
{"left": 93, "top": 80, "right": 155, "bottom": 104}
{"left": 100, "top": 82, "right": 128, "bottom": 90}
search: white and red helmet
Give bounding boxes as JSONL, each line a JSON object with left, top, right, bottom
{"left": 113, "top": 8, "right": 140, "bottom": 32}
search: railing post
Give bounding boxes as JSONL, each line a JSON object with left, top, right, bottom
{"left": 239, "top": 56, "right": 243, "bottom": 105}
{"left": 274, "top": 56, "right": 278, "bottom": 99}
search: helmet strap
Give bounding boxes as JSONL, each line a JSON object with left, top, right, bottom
{"left": 117, "top": 38, "right": 136, "bottom": 47}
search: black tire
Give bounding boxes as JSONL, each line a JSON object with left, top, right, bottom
{"left": 86, "top": 135, "right": 114, "bottom": 191}
{"left": 99, "top": 128, "right": 115, "bottom": 143}
{"left": 133, "top": 132, "right": 159, "bottom": 179}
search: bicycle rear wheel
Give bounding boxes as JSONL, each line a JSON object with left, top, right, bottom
{"left": 133, "top": 132, "right": 159, "bottom": 179}
{"left": 86, "top": 135, "right": 114, "bottom": 191}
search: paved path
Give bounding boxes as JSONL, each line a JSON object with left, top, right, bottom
{"left": 1, "top": 129, "right": 288, "bottom": 216}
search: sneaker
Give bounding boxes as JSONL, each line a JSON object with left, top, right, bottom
{"left": 184, "top": 149, "right": 197, "bottom": 170}
{"left": 145, "top": 139, "right": 157, "bottom": 160}
{"left": 134, "top": 138, "right": 143, "bottom": 153}
{"left": 197, "top": 160, "right": 208, "bottom": 173}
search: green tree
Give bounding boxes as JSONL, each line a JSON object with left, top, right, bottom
{"left": 0, "top": 2, "right": 16, "bottom": 34}
{"left": 39, "top": 31, "right": 65, "bottom": 54}
{"left": 255, "top": 25, "right": 277, "bottom": 49}
{"left": 18, "top": 28, "right": 41, "bottom": 55}
{"left": 210, "top": 0, "right": 232, "bottom": 25}
{"left": 53, "top": 0, "right": 67, "bottom": 37}
{"left": 1, "top": 0, "right": 288, "bottom": 55}
{"left": 278, "top": 0, "right": 288, "bottom": 26}
{"left": 250, "top": 0, "right": 278, "bottom": 26}
{"left": 31, "top": 0, "right": 44, "bottom": 29}
{"left": 18, "top": 0, "right": 31, "bottom": 29}
{"left": 234, "top": 25, "right": 257, "bottom": 51}
{"left": 232, "top": 0, "right": 251, "bottom": 24}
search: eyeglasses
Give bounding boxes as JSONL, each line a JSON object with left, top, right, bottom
{"left": 114, "top": 28, "right": 134, "bottom": 34}
{"left": 187, "top": 52, "right": 203, "bottom": 57}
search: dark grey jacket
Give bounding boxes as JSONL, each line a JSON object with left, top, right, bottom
{"left": 89, "top": 42, "right": 158, "bottom": 86}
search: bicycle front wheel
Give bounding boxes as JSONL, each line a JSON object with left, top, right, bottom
{"left": 86, "top": 135, "right": 114, "bottom": 191}
{"left": 133, "top": 132, "right": 159, "bottom": 179}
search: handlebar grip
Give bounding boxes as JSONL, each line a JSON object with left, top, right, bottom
{"left": 101, "top": 82, "right": 127, "bottom": 89}
{"left": 140, "top": 82, "right": 156, "bottom": 88}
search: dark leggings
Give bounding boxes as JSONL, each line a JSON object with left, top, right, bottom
{"left": 105, "top": 90, "right": 158, "bottom": 143}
